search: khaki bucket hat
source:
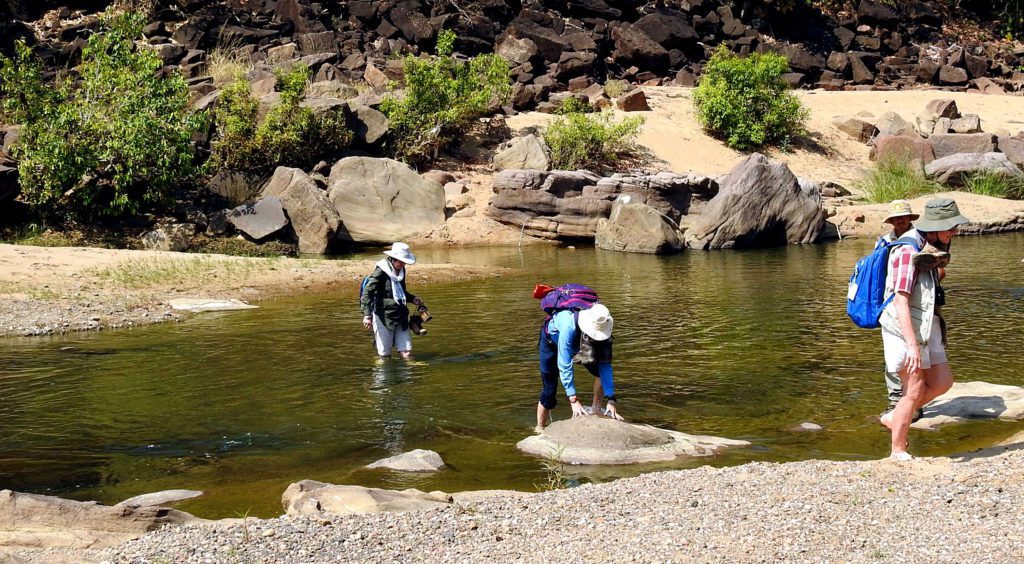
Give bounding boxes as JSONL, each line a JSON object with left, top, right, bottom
{"left": 883, "top": 200, "right": 919, "bottom": 224}
{"left": 914, "top": 198, "right": 970, "bottom": 232}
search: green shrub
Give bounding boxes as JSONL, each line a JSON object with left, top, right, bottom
{"left": 556, "top": 96, "right": 592, "bottom": 114}
{"left": 856, "top": 158, "right": 940, "bottom": 203}
{"left": 211, "top": 64, "right": 351, "bottom": 174}
{"left": 543, "top": 110, "right": 645, "bottom": 171}
{"left": 693, "top": 46, "right": 808, "bottom": 151}
{"left": 0, "top": 12, "right": 206, "bottom": 219}
{"left": 963, "top": 170, "right": 1024, "bottom": 199}
{"left": 380, "top": 29, "right": 511, "bottom": 163}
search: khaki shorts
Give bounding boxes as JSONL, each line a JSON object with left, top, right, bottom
{"left": 882, "top": 321, "right": 947, "bottom": 374}
{"left": 372, "top": 315, "right": 411, "bottom": 357}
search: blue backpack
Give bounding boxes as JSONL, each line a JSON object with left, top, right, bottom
{"left": 846, "top": 236, "right": 920, "bottom": 328}
{"left": 359, "top": 274, "right": 374, "bottom": 312}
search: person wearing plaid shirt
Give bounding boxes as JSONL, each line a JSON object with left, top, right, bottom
{"left": 878, "top": 198, "right": 970, "bottom": 461}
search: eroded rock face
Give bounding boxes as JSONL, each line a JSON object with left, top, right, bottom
{"left": 913, "top": 381, "right": 1024, "bottom": 430}
{"left": 487, "top": 169, "right": 716, "bottom": 241}
{"left": 281, "top": 480, "right": 450, "bottom": 517}
{"left": 595, "top": 196, "right": 682, "bottom": 254}
{"left": 683, "top": 153, "right": 826, "bottom": 250}
{"left": 516, "top": 417, "right": 749, "bottom": 465}
{"left": 261, "top": 166, "right": 340, "bottom": 254}
{"left": 869, "top": 134, "right": 935, "bottom": 163}
{"left": 139, "top": 224, "right": 196, "bottom": 252}
{"left": 0, "top": 489, "right": 199, "bottom": 550}
{"left": 328, "top": 157, "right": 445, "bottom": 244}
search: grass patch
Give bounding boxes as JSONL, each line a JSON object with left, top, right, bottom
{"left": 88, "top": 256, "right": 266, "bottom": 290}
{"left": 0, "top": 280, "right": 62, "bottom": 300}
{"left": 206, "top": 44, "right": 254, "bottom": 86}
{"left": 963, "top": 171, "right": 1024, "bottom": 199}
{"left": 856, "top": 158, "right": 940, "bottom": 203}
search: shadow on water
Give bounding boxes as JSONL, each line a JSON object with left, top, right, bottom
{"left": 1, "top": 233, "right": 1023, "bottom": 517}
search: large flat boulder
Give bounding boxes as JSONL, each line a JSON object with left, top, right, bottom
{"left": 517, "top": 417, "right": 749, "bottom": 465}
{"left": 913, "top": 381, "right": 1024, "bottom": 430}
{"left": 261, "top": 167, "right": 341, "bottom": 254}
{"left": 281, "top": 480, "right": 450, "bottom": 517}
{"left": 0, "top": 489, "right": 199, "bottom": 550}
{"left": 683, "top": 153, "right": 826, "bottom": 250}
{"left": 595, "top": 195, "right": 682, "bottom": 254}
{"left": 924, "top": 152, "right": 1023, "bottom": 186}
{"left": 328, "top": 157, "right": 445, "bottom": 244}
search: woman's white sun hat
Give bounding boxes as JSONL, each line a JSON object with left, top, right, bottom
{"left": 383, "top": 242, "right": 416, "bottom": 264}
{"left": 578, "top": 303, "right": 613, "bottom": 341}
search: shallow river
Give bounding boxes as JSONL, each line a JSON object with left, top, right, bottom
{"left": 2, "top": 233, "right": 1022, "bottom": 518}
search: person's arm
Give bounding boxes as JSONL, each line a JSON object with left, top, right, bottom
{"left": 552, "top": 312, "right": 587, "bottom": 417}
{"left": 894, "top": 292, "right": 920, "bottom": 375}
{"left": 361, "top": 268, "right": 382, "bottom": 327}
{"left": 597, "top": 361, "right": 623, "bottom": 420}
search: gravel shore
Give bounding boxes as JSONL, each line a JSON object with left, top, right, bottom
{"left": 24, "top": 441, "right": 1013, "bottom": 563}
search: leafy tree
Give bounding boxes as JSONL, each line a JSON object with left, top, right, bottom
{"left": 380, "top": 29, "right": 512, "bottom": 163}
{"left": 0, "top": 11, "right": 206, "bottom": 219}
{"left": 693, "top": 46, "right": 807, "bottom": 151}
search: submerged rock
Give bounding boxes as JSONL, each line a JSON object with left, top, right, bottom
{"left": 115, "top": 489, "right": 204, "bottom": 508}
{"left": 913, "top": 381, "right": 1024, "bottom": 430}
{"left": 366, "top": 449, "right": 446, "bottom": 472}
{"left": 168, "top": 298, "right": 258, "bottom": 312}
{"left": 517, "top": 417, "right": 749, "bottom": 465}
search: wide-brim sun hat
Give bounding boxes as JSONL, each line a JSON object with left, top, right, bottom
{"left": 883, "top": 199, "right": 919, "bottom": 224}
{"left": 914, "top": 197, "right": 971, "bottom": 232}
{"left": 578, "top": 304, "right": 613, "bottom": 341}
{"left": 383, "top": 242, "right": 416, "bottom": 264}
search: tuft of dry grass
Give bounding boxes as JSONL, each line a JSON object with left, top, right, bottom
{"left": 88, "top": 256, "right": 268, "bottom": 290}
{"left": 206, "top": 41, "right": 255, "bottom": 86}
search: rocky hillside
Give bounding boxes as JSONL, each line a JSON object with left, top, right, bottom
{"left": 2, "top": 0, "right": 1022, "bottom": 111}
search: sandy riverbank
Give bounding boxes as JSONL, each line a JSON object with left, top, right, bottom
{"left": 0, "top": 244, "right": 507, "bottom": 337}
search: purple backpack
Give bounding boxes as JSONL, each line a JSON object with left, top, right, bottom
{"left": 539, "top": 284, "right": 600, "bottom": 315}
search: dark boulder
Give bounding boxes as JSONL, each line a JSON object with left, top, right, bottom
{"left": 611, "top": 23, "right": 670, "bottom": 72}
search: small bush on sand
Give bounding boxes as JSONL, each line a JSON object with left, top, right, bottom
{"left": 602, "top": 79, "right": 631, "bottom": 98}
{"left": 693, "top": 46, "right": 807, "bottom": 151}
{"left": 962, "top": 170, "right": 1024, "bottom": 200}
{"left": 856, "top": 158, "right": 940, "bottom": 203}
{"left": 556, "top": 96, "right": 592, "bottom": 114}
{"left": 380, "top": 29, "right": 511, "bottom": 164}
{"left": 543, "top": 110, "right": 645, "bottom": 171}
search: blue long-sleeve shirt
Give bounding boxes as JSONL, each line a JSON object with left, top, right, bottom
{"left": 546, "top": 310, "right": 614, "bottom": 399}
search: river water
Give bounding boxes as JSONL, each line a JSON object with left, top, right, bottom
{"left": 1, "top": 233, "right": 1022, "bottom": 518}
